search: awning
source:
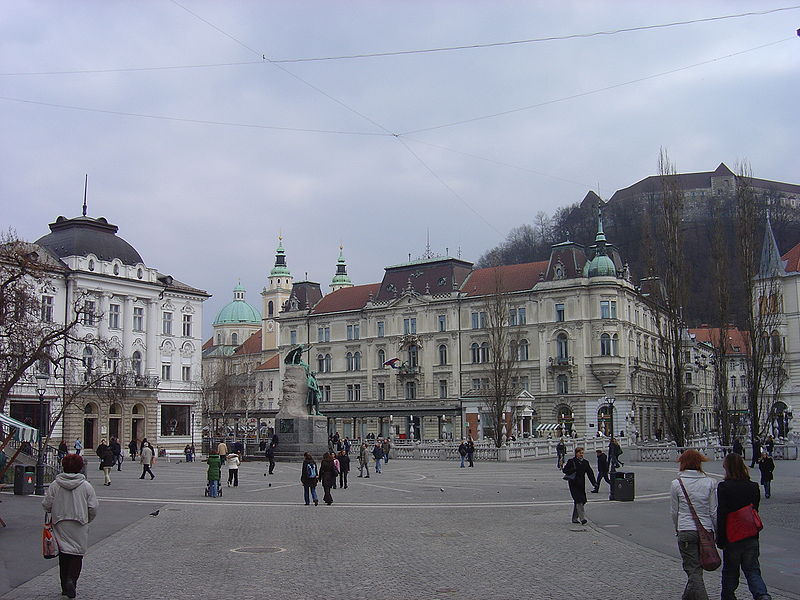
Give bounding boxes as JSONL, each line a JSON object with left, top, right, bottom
{"left": 0, "top": 413, "right": 39, "bottom": 443}
{"left": 535, "top": 423, "right": 560, "bottom": 431}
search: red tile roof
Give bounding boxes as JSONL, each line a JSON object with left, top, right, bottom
{"left": 462, "top": 261, "right": 549, "bottom": 297}
{"left": 782, "top": 242, "right": 800, "bottom": 273}
{"left": 202, "top": 337, "right": 214, "bottom": 350}
{"left": 255, "top": 353, "right": 280, "bottom": 371}
{"left": 233, "top": 329, "right": 262, "bottom": 355}
{"left": 311, "top": 283, "right": 381, "bottom": 315}
{"left": 689, "top": 326, "right": 749, "bottom": 355}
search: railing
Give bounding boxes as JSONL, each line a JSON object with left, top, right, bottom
{"left": 635, "top": 443, "right": 798, "bottom": 462}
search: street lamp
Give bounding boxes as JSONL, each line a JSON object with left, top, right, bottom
{"left": 190, "top": 412, "right": 195, "bottom": 461}
{"left": 603, "top": 382, "right": 617, "bottom": 472}
{"left": 34, "top": 373, "right": 49, "bottom": 496}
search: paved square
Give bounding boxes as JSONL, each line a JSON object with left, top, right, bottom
{"left": 1, "top": 455, "right": 798, "bottom": 599}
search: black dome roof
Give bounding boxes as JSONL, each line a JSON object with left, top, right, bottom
{"left": 35, "top": 216, "right": 144, "bottom": 266}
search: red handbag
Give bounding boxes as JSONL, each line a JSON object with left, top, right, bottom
{"left": 726, "top": 504, "right": 763, "bottom": 543}
{"left": 42, "top": 514, "right": 59, "bottom": 559}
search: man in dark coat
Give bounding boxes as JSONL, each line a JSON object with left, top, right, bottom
{"left": 110, "top": 437, "right": 122, "bottom": 471}
{"left": 265, "top": 442, "right": 276, "bottom": 475}
{"left": 563, "top": 447, "right": 597, "bottom": 524}
{"left": 750, "top": 438, "right": 761, "bottom": 468}
{"left": 732, "top": 438, "right": 744, "bottom": 458}
{"left": 466, "top": 440, "right": 475, "bottom": 467}
{"left": 337, "top": 450, "right": 350, "bottom": 489}
{"left": 591, "top": 449, "right": 610, "bottom": 493}
{"left": 556, "top": 439, "right": 567, "bottom": 469}
{"left": 608, "top": 438, "right": 624, "bottom": 468}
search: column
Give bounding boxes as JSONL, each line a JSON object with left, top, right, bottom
{"left": 122, "top": 296, "right": 134, "bottom": 359}
{"left": 146, "top": 299, "right": 159, "bottom": 375}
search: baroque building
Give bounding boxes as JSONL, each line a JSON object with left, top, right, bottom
{"left": 6, "top": 213, "right": 208, "bottom": 451}
{"left": 277, "top": 217, "right": 673, "bottom": 442}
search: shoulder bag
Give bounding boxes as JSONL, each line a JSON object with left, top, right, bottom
{"left": 678, "top": 479, "right": 721, "bottom": 571}
{"left": 42, "top": 514, "right": 59, "bottom": 559}
{"left": 726, "top": 503, "right": 763, "bottom": 543}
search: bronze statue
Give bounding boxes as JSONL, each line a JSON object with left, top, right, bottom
{"left": 283, "top": 345, "right": 323, "bottom": 416}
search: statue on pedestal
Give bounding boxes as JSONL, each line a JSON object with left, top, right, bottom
{"left": 282, "top": 345, "right": 323, "bottom": 416}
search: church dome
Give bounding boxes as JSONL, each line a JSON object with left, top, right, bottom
{"left": 584, "top": 254, "right": 617, "bottom": 277}
{"left": 35, "top": 215, "right": 144, "bottom": 265}
{"left": 213, "top": 283, "right": 261, "bottom": 325}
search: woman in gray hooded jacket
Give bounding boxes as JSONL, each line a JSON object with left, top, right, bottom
{"left": 42, "top": 453, "right": 98, "bottom": 599}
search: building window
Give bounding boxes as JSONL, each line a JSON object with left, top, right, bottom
{"left": 517, "top": 339, "right": 529, "bottom": 361}
{"left": 556, "top": 333, "right": 568, "bottom": 360}
{"left": 317, "top": 354, "right": 326, "bottom": 372}
{"left": 182, "top": 314, "right": 192, "bottom": 337}
{"left": 377, "top": 349, "right": 386, "bottom": 368}
{"left": 480, "top": 342, "right": 490, "bottom": 363}
{"left": 438, "top": 315, "right": 447, "bottom": 332}
{"left": 403, "top": 318, "right": 416, "bottom": 335}
{"left": 109, "top": 303, "right": 120, "bottom": 329}
{"left": 408, "top": 345, "right": 418, "bottom": 367}
{"left": 104, "top": 349, "right": 119, "bottom": 372}
{"left": 317, "top": 326, "right": 330, "bottom": 342}
{"left": 346, "top": 352, "right": 354, "bottom": 371}
{"left": 268, "top": 300, "right": 274, "bottom": 317}
{"left": 600, "top": 333, "right": 612, "bottom": 356}
{"left": 471, "top": 343, "right": 480, "bottom": 364}
{"left": 509, "top": 311, "right": 516, "bottom": 326}
{"left": 290, "top": 330, "right": 297, "bottom": 345}
{"left": 131, "top": 351, "right": 142, "bottom": 376}
{"left": 471, "top": 311, "right": 486, "bottom": 329}
{"left": 555, "top": 303, "right": 565, "bottom": 322}
{"left": 259, "top": 381, "right": 264, "bottom": 392}
{"left": 82, "top": 300, "right": 96, "bottom": 326}
{"left": 133, "top": 307, "right": 144, "bottom": 331}
{"left": 685, "top": 371, "right": 692, "bottom": 384}
{"left": 161, "top": 363, "right": 171, "bottom": 380}
{"left": 41, "top": 295, "right": 54, "bottom": 322}
{"left": 231, "top": 332, "right": 238, "bottom": 345}
{"left": 439, "top": 379, "right": 448, "bottom": 399}
{"left": 83, "top": 346, "right": 94, "bottom": 371}
{"left": 405, "top": 381, "right": 416, "bottom": 400}
{"left": 269, "top": 380, "right": 274, "bottom": 392}
{"left": 600, "top": 300, "right": 617, "bottom": 319}
{"left": 377, "top": 321, "right": 385, "bottom": 337}
{"left": 182, "top": 365, "right": 191, "bottom": 381}
{"left": 557, "top": 374, "right": 569, "bottom": 394}
{"left": 438, "top": 344, "right": 448, "bottom": 365}
{"left": 160, "top": 405, "right": 190, "bottom": 436}
{"left": 347, "top": 324, "right": 360, "bottom": 340}
{"left": 347, "top": 384, "right": 361, "bottom": 401}
{"left": 730, "top": 375, "right": 736, "bottom": 389}
{"left": 323, "top": 385, "right": 331, "bottom": 402}
{"left": 353, "top": 351, "right": 362, "bottom": 371}
{"left": 518, "top": 307, "right": 526, "bottom": 325}
{"left": 162, "top": 311, "right": 173, "bottom": 335}
{"left": 472, "top": 378, "right": 481, "bottom": 390}
{"left": 377, "top": 382, "right": 386, "bottom": 401}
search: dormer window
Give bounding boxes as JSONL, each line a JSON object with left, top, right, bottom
{"left": 88, "top": 259, "right": 95, "bottom": 271}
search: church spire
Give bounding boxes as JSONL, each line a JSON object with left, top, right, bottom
{"left": 330, "top": 244, "right": 354, "bottom": 291}
{"left": 759, "top": 213, "right": 786, "bottom": 279}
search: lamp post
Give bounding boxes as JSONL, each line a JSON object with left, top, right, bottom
{"left": 190, "top": 411, "right": 195, "bottom": 461}
{"left": 694, "top": 355, "right": 709, "bottom": 434}
{"left": 34, "top": 373, "right": 49, "bottom": 496}
{"left": 603, "top": 382, "right": 617, "bottom": 473}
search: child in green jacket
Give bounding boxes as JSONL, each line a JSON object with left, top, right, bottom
{"left": 205, "top": 453, "right": 221, "bottom": 497}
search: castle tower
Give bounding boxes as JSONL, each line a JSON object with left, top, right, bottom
{"left": 330, "top": 245, "right": 354, "bottom": 292}
{"left": 262, "top": 236, "right": 293, "bottom": 351}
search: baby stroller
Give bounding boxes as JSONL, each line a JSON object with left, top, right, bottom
{"left": 204, "top": 479, "right": 223, "bottom": 498}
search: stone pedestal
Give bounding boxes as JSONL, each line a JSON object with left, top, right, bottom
{"left": 273, "top": 364, "right": 329, "bottom": 460}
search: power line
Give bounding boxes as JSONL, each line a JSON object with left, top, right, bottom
{"left": 0, "top": 95, "right": 391, "bottom": 137}
{"left": 2, "top": 5, "right": 797, "bottom": 76}
{"left": 400, "top": 37, "right": 794, "bottom": 135}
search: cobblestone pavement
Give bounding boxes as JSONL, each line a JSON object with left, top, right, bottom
{"left": 2, "top": 456, "right": 798, "bottom": 600}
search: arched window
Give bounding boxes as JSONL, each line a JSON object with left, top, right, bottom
{"left": 83, "top": 347, "right": 94, "bottom": 371}
{"left": 354, "top": 351, "right": 362, "bottom": 370}
{"left": 377, "top": 349, "right": 386, "bottom": 368}
{"left": 346, "top": 352, "right": 354, "bottom": 371}
{"left": 268, "top": 301, "right": 274, "bottom": 316}
{"left": 597, "top": 405, "right": 613, "bottom": 436}
{"left": 517, "top": 339, "right": 529, "bottom": 361}
{"left": 231, "top": 332, "right": 238, "bottom": 345}
{"left": 600, "top": 333, "right": 612, "bottom": 356}
{"left": 556, "top": 333, "right": 568, "bottom": 360}
{"left": 216, "top": 334, "right": 222, "bottom": 345}
{"left": 557, "top": 374, "right": 568, "bottom": 394}
{"left": 438, "top": 344, "right": 448, "bottom": 365}
{"left": 324, "top": 354, "right": 331, "bottom": 372}
{"left": 480, "top": 342, "right": 490, "bottom": 363}
{"left": 471, "top": 343, "right": 480, "bottom": 364}
{"left": 317, "top": 354, "right": 326, "bottom": 372}
{"left": 131, "top": 351, "right": 142, "bottom": 376}
{"left": 405, "top": 381, "right": 416, "bottom": 400}
{"left": 408, "top": 345, "right": 418, "bottom": 368}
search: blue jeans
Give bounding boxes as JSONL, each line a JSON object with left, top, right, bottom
{"left": 763, "top": 481, "right": 771, "bottom": 498}
{"left": 721, "top": 537, "right": 771, "bottom": 600}
{"left": 375, "top": 458, "right": 382, "bottom": 473}
{"left": 460, "top": 455, "right": 465, "bottom": 467}
{"left": 303, "top": 485, "right": 318, "bottom": 505}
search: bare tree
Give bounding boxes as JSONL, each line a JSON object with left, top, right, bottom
{"left": 479, "top": 267, "right": 521, "bottom": 448}
{"left": 200, "top": 359, "right": 237, "bottom": 435}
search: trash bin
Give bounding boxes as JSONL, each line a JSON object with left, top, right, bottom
{"left": 612, "top": 471, "right": 634, "bottom": 501}
{"left": 13, "top": 465, "right": 36, "bottom": 495}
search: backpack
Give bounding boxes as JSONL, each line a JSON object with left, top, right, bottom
{"left": 306, "top": 463, "right": 318, "bottom": 479}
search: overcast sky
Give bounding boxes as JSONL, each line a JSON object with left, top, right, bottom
{"left": 2, "top": 1, "right": 798, "bottom": 338}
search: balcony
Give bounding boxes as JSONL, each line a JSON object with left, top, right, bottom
{"left": 548, "top": 356, "right": 573, "bottom": 371}
{"left": 590, "top": 354, "right": 625, "bottom": 381}
{"left": 397, "top": 364, "right": 421, "bottom": 378}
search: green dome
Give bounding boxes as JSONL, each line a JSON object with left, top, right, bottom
{"left": 213, "top": 284, "right": 261, "bottom": 325}
{"left": 584, "top": 254, "right": 617, "bottom": 277}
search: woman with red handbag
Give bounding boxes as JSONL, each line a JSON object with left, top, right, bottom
{"left": 670, "top": 449, "right": 717, "bottom": 600}
{"left": 717, "top": 452, "right": 771, "bottom": 600}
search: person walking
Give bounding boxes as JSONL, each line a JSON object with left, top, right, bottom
{"left": 750, "top": 438, "right": 762, "bottom": 468}
{"left": 110, "top": 437, "right": 122, "bottom": 471}
{"left": 717, "top": 452, "right": 772, "bottom": 600}
{"left": 763, "top": 436, "right": 774, "bottom": 457}
{"left": 265, "top": 441, "right": 276, "bottom": 475}
{"left": 320, "top": 452, "right": 337, "bottom": 505}
{"left": 337, "top": 450, "right": 350, "bottom": 489}
{"left": 57, "top": 440, "right": 68, "bottom": 463}
{"left": 42, "top": 453, "right": 98, "bottom": 599}
{"left": 372, "top": 441, "right": 384, "bottom": 474}
{"left": 300, "top": 452, "right": 319, "bottom": 506}
{"left": 757, "top": 451, "right": 775, "bottom": 499}
{"left": 466, "top": 439, "right": 475, "bottom": 467}
{"left": 358, "top": 443, "right": 370, "bottom": 478}
{"left": 562, "top": 447, "right": 597, "bottom": 525}
{"left": 556, "top": 438, "right": 567, "bottom": 469}
{"left": 458, "top": 440, "right": 468, "bottom": 468}
{"left": 670, "top": 449, "right": 717, "bottom": 600}
{"left": 382, "top": 437, "right": 391, "bottom": 463}
{"left": 732, "top": 438, "right": 744, "bottom": 458}
{"left": 73, "top": 438, "right": 82, "bottom": 455}
{"left": 139, "top": 441, "right": 155, "bottom": 480}
{"left": 226, "top": 452, "right": 240, "bottom": 487}
{"left": 591, "top": 449, "right": 610, "bottom": 494}
{"left": 205, "top": 453, "right": 221, "bottom": 497}
{"left": 608, "top": 437, "right": 624, "bottom": 468}
{"left": 96, "top": 439, "right": 115, "bottom": 486}
{"left": 184, "top": 444, "right": 193, "bottom": 462}
{"left": 217, "top": 440, "right": 228, "bottom": 465}
{"left": 128, "top": 439, "right": 138, "bottom": 461}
